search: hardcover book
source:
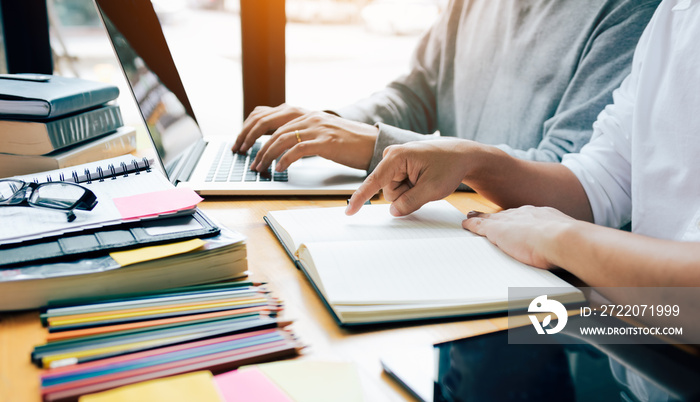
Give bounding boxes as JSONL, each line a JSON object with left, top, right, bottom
{"left": 0, "top": 126, "right": 136, "bottom": 177}
{"left": 0, "top": 74, "right": 119, "bottom": 119}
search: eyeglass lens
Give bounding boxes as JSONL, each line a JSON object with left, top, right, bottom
{"left": 30, "top": 183, "right": 88, "bottom": 209}
{"left": 0, "top": 180, "right": 24, "bottom": 201}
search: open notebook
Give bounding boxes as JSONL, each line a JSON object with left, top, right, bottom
{"left": 265, "top": 200, "right": 583, "bottom": 325}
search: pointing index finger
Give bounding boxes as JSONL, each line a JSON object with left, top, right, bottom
{"left": 346, "top": 177, "right": 380, "bottom": 215}
{"left": 345, "top": 159, "right": 400, "bottom": 215}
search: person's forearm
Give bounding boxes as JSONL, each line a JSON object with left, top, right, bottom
{"left": 549, "top": 221, "right": 700, "bottom": 287}
{"left": 494, "top": 144, "right": 566, "bottom": 163}
{"left": 461, "top": 143, "right": 594, "bottom": 221}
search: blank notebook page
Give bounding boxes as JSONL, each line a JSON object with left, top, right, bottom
{"left": 303, "top": 236, "right": 575, "bottom": 305}
{"left": 269, "top": 200, "right": 475, "bottom": 251}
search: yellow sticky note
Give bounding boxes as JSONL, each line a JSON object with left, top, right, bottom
{"left": 110, "top": 238, "right": 205, "bottom": 267}
{"left": 79, "top": 371, "right": 222, "bottom": 402}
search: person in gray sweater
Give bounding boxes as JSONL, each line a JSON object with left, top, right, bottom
{"left": 235, "top": 0, "right": 660, "bottom": 175}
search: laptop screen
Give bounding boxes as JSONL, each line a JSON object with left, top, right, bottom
{"left": 94, "top": 0, "right": 203, "bottom": 177}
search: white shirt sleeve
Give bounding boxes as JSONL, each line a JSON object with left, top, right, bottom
{"left": 561, "top": 71, "right": 637, "bottom": 228}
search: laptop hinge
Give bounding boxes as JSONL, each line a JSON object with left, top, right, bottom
{"left": 172, "top": 140, "right": 207, "bottom": 184}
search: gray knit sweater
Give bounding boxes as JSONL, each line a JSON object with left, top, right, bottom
{"left": 335, "top": 0, "right": 660, "bottom": 172}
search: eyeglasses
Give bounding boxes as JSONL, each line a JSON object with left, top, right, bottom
{"left": 0, "top": 179, "right": 98, "bottom": 222}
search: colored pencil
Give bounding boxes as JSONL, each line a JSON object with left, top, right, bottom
{"left": 36, "top": 318, "right": 290, "bottom": 368}
{"left": 34, "top": 280, "right": 302, "bottom": 402}
{"left": 42, "top": 331, "right": 287, "bottom": 386}
{"left": 35, "top": 315, "right": 269, "bottom": 366}
{"left": 46, "top": 306, "right": 278, "bottom": 342}
{"left": 43, "top": 286, "right": 270, "bottom": 318}
{"left": 47, "top": 296, "right": 273, "bottom": 327}
{"left": 42, "top": 281, "right": 264, "bottom": 311}
{"left": 47, "top": 300, "right": 283, "bottom": 333}
{"left": 42, "top": 339, "right": 293, "bottom": 391}
{"left": 35, "top": 314, "right": 266, "bottom": 360}
{"left": 42, "top": 328, "right": 283, "bottom": 378}
{"left": 42, "top": 342, "right": 300, "bottom": 402}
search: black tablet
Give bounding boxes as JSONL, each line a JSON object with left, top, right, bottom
{"left": 382, "top": 316, "right": 700, "bottom": 402}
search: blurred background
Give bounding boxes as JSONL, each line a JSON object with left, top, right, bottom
{"left": 40, "top": 0, "right": 445, "bottom": 136}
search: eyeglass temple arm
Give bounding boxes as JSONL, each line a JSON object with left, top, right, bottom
{"left": 74, "top": 190, "right": 98, "bottom": 211}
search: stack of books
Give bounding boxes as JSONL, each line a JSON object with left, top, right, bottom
{"left": 0, "top": 73, "right": 136, "bottom": 177}
{"left": 32, "top": 281, "right": 299, "bottom": 402}
{"left": 0, "top": 155, "right": 248, "bottom": 311}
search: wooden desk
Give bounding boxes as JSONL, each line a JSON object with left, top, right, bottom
{"left": 0, "top": 192, "right": 506, "bottom": 402}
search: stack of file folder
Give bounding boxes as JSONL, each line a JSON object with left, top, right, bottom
{"left": 33, "top": 281, "right": 300, "bottom": 402}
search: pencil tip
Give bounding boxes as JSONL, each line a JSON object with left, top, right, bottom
{"left": 277, "top": 320, "right": 294, "bottom": 327}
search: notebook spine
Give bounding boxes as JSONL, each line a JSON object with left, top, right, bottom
{"left": 33, "top": 157, "right": 153, "bottom": 184}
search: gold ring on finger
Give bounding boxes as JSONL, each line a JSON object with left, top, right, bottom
{"left": 295, "top": 130, "right": 302, "bottom": 143}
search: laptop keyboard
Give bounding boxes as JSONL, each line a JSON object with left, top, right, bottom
{"left": 205, "top": 142, "right": 288, "bottom": 183}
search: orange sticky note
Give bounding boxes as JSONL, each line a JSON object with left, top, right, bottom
{"left": 113, "top": 188, "right": 203, "bottom": 220}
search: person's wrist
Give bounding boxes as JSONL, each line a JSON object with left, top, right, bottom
{"left": 459, "top": 141, "right": 494, "bottom": 183}
{"left": 546, "top": 219, "right": 585, "bottom": 270}
{"left": 354, "top": 124, "right": 379, "bottom": 171}
{"left": 359, "top": 122, "right": 379, "bottom": 139}
{"left": 364, "top": 124, "right": 385, "bottom": 173}
{"left": 366, "top": 125, "right": 380, "bottom": 169}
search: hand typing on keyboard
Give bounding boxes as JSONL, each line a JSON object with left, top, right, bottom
{"left": 231, "top": 105, "right": 377, "bottom": 174}
{"left": 206, "top": 142, "right": 288, "bottom": 183}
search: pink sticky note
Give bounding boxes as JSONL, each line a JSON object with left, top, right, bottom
{"left": 113, "top": 188, "right": 203, "bottom": 220}
{"left": 215, "top": 368, "right": 292, "bottom": 402}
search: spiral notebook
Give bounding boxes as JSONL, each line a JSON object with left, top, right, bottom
{"left": 1, "top": 155, "right": 204, "bottom": 244}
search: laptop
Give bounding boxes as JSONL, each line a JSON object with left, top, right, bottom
{"left": 93, "top": 0, "right": 366, "bottom": 195}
